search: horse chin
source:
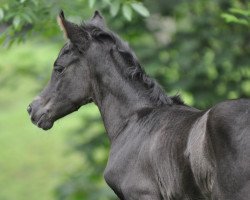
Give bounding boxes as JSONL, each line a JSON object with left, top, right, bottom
{"left": 38, "top": 121, "right": 54, "bottom": 130}
{"left": 36, "top": 114, "right": 54, "bottom": 130}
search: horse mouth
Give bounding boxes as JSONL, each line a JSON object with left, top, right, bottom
{"left": 31, "top": 113, "right": 54, "bottom": 130}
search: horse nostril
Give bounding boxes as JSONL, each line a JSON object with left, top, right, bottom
{"left": 27, "top": 105, "right": 32, "bottom": 114}
{"left": 31, "top": 116, "right": 35, "bottom": 122}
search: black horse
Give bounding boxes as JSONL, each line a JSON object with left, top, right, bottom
{"left": 27, "top": 11, "right": 250, "bottom": 200}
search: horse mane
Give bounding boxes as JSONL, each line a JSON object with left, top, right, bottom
{"left": 82, "top": 24, "right": 184, "bottom": 106}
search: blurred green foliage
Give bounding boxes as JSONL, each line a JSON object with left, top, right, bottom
{"left": 0, "top": 0, "right": 148, "bottom": 46}
{"left": 0, "top": 0, "right": 250, "bottom": 200}
{"left": 222, "top": 7, "right": 250, "bottom": 26}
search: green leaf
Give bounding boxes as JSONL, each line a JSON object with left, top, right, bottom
{"left": 221, "top": 13, "right": 249, "bottom": 26}
{"left": 241, "top": 80, "right": 250, "bottom": 93}
{"left": 13, "top": 16, "right": 21, "bottom": 29}
{"left": 88, "top": 0, "right": 96, "bottom": 8}
{"left": 22, "top": 13, "right": 32, "bottom": 23}
{"left": 236, "top": 19, "right": 249, "bottom": 26}
{"left": 221, "top": 13, "right": 238, "bottom": 23}
{"left": 0, "top": 33, "right": 7, "bottom": 45}
{"left": 229, "top": 8, "right": 250, "bottom": 17}
{"left": 102, "top": 0, "right": 111, "bottom": 5}
{"left": 0, "top": 9, "right": 4, "bottom": 20}
{"left": 110, "top": 1, "right": 120, "bottom": 17}
{"left": 31, "top": 0, "right": 39, "bottom": 6}
{"left": 131, "top": 2, "right": 149, "bottom": 17}
{"left": 122, "top": 4, "right": 132, "bottom": 21}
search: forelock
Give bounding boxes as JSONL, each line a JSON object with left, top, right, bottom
{"left": 58, "top": 43, "right": 75, "bottom": 57}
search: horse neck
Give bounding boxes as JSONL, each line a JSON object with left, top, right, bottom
{"left": 91, "top": 65, "right": 155, "bottom": 142}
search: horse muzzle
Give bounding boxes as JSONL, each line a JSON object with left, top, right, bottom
{"left": 27, "top": 96, "right": 54, "bottom": 130}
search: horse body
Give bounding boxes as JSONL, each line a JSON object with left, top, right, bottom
{"left": 27, "top": 11, "right": 250, "bottom": 200}
{"left": 104, "top": 105, "right": 202, "bottom": 200}
{"left": 104, "top": 101, "right": 250, "bottom": 200}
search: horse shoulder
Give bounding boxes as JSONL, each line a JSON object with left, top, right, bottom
{"left": 185, "top": 110, "right": 215, "bottom": 198}
{"left": 148, "top": 107, "right": 202, "bottom": 199}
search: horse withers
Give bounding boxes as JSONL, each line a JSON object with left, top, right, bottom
{"left": 27, "top": 11, "right": 250, "bottom": 200}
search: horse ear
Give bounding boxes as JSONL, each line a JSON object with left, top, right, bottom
{"left": 57, "top": 10, "right": 89, "bottom": 50}
{"left": 91, "top": 10, "right": 105, "bottom": 29}
{"left": 57, "top": 10, "right": 78, "bottom": 40}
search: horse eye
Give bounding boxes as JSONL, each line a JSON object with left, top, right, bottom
{"left": 54, "top": 66, "right": 65, "bottom": 74}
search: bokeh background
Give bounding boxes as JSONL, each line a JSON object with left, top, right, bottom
{"left": 0, "top": 0, "right": 249, "bottom": 199}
